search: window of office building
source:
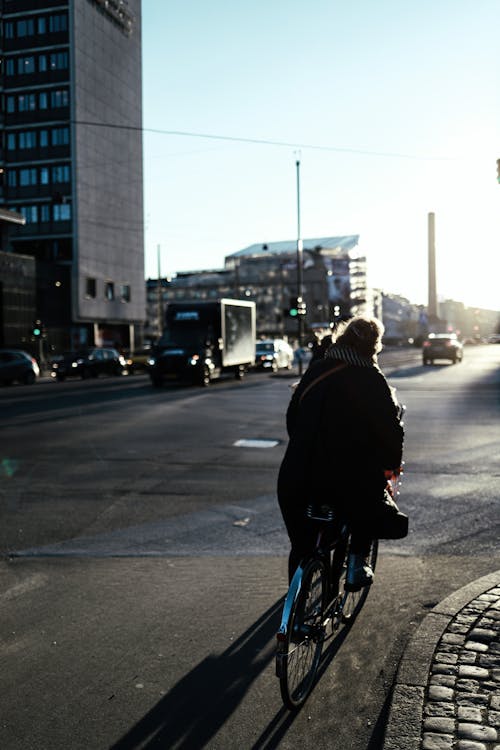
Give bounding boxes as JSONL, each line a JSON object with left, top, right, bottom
{"left": 86, "top": 278, "right": 97, "bottom": 298}
{"left": 18, "top": 56, "right": 36, "bottom": 74}
{"left": 40, "top": 204, "right": 50, "bottom": 222}
{"left": 37, "top": 17, "right": 47, "bottom": 34}
{"left": 120, "top": 285, "right": 131, "bottom": 303}
{"left": 51, "top": 127, "right": 69, "bottom": 146}
{"left": 51, "top": 90, "right": 69, "bottom": 108}
{"left": 53, "top": 203, "right": 71, "bottom": 221}
{"left": 39, "top": 55, "right": 48, "bottom": 72}
{"left": 39, "top": 92, "right": 48, "bottom": 109}
{"left": 52, "top": 165, "right": 70, "bottom": 183}
{"left": 17, "top": 19, "right": 35, "bottom": 37}
{"left": 40, "top": 130, "right": 49, "bottom": 147}
{"left": 5, "top": 59, "right": 15, "bottom": 76}
{"left": 6, "top": 97, "right": 15, "bottom": 113}
{"left": 19, "top": 131, "right": 37, "bottom": 149}
{"left": 7, "top": 171, "right": 17, "bottom": 187}
{"left": 5, "top": 22, "right": 14, "bottom": 39}
{"left": 40, "top": 167, "right": 49, "bottom": 185}
{"left": 49, "top": 14, "right": 68, "bottom": 33}
{"left": 19, "top": 168, "right": 37, "bottom": 186}
{"left": 19, "top": 205, "right": 38, "bottom": 223}
{"left": 50, "top": 52, "right": 68, "bottom": 70}
{"left": 7, "top": 133, "right": 16, "bottom": 150}
{"left": 18, "top": 94, "right": 37, "bottom": 112}
{"left": 105, "top": 282, "right": 115, "bottom": 301}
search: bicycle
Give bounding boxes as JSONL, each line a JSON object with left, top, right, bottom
{"left": 275, "top": 503, "right": 378, "bottom": 710}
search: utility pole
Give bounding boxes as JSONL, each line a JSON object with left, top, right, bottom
{"left": 157, "top": 244, "right": 163, "bottom": 339}
{"left": 296, "top": 158, "right": 305, "bottom": 375}
{"left": 427, "top": 212, "right": 438, "bottom": 325}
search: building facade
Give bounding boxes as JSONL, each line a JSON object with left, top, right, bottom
{"left": 145, "top": 236, "right": 371, "bottom": 343}
{"left": 0, "top": 0, "right": 144, "bottom": 354}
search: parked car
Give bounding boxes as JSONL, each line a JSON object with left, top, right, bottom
{"left": 51, "top": 347, "right": 126, "bottom": 381}
{"left": 123, "top": 347, "right": 152, "bottom": 374}
{"left": 255, "top": 339, "right": 294, "bottom": 371}
{"left": 0, "top": 349, "right": 40, "bottom": 385}
{"left": 422, "top": 333, "right": 463, "bottom": 365}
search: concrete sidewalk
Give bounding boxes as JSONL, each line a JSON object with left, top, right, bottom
{"left": 383, "top": 570, "right": 500, "bottom": 750}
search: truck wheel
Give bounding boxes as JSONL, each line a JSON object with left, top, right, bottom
{"left": 235, "top": 365, "right": 245, "bottom": 380}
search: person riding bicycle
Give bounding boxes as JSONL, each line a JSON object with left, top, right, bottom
{"left": 277, "top": 315, "right": 404, "bottom": 587}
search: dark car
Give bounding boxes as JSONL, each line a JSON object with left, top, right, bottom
{"left": 255, "top": 339, "right": 294, "bottom": 371}
{"left": 422, "top": 333, "right": 463, "bottom": 365}
{"left": 123, "top": 347, "right": 152, "bottom": 374}
{"left": 0, "top": 349, "right": 40, "bottom": 385}
{"left": 51, "top": 347, "right": 126, "bottom": 381}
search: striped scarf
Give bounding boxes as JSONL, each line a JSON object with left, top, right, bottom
{"left": 325, "top": 344, "right": 377, "bottom": 369}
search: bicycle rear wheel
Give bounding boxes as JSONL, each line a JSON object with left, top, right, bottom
{"left": 277, "top": 558, "right": 328, "bottom": 710}
{"left": 339, "top": 538, "right": 378, "bottom": 623}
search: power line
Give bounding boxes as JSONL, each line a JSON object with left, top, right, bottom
{"left": 71, "top": 119, "right": 449, "bottom": 161}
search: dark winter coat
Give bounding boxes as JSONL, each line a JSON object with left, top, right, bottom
{"left": 277, "top": 346, "right": 404, "bottom": 524}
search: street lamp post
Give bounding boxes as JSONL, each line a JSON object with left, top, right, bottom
{"left": 296, "top": 158, "right": 304, "bottom": 374}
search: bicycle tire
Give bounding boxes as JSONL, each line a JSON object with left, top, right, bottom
{"left": 339, "top": 538, "right": 378, "bottom": 623}
{"left": 277, "top": 557, "right": 328, "bottom": 710}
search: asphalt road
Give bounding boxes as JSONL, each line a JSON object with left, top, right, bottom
{"left": 0, "top": 345, "right": 499, "bottom": 750}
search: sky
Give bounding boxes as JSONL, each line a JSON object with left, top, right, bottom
{"left": 141, "top": 0, "right": 500, "bottom": 311}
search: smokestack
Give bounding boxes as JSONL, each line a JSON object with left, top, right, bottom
{"left": 428, "top": 212, "right": 438, "bottom": 322}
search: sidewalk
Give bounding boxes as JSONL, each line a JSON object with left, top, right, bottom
{"left": 383, "top": 570, "right": 500, "bottom": 750}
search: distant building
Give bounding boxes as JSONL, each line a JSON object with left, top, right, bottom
{"left": 145, "top": 235, "right": 371, "bottom": 342}
{"left": 0, "top": 0, "right": 145, "bottom": 354}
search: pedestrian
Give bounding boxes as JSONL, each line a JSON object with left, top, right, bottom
{"left": 277, "top": 315, "right": 404, "bottom": 587}
{"left": 309, "top": 334, "right": 332, "bottom": 364}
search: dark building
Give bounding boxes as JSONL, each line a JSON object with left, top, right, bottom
{"left": 0, "top": 0, "right": 144, "bottom": 354}
{"left": 145, "top": 236, "right": 371, "bottom": 343}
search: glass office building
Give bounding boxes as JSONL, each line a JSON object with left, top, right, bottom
{"left": 0, "top": 0, "right": 144, "bottom": 352}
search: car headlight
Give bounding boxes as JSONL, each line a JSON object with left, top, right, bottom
{"left": 119, "top": 356, "right": 126, "bottom": 366}
{"left": 148, "top": 357, "right": 156, "bottom": 366}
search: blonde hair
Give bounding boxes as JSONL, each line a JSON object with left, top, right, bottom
{"left": 334, "top": 316, "right": 384, "bottom": 360}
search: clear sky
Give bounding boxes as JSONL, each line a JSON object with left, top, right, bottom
{"left": 141, "top": 0, "right": 500, "bottom": 311}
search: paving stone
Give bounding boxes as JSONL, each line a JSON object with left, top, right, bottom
{"left": 432, "top": 664, "right": 458, "bottom": 675}
{"left": 457, "top": 723, "right": 498, "bottom": 742}
{"left": 457, "top": 706, "right": 482, "bottom": 722}
{"left": 423, "top": 717, "right": 455, "bottom": 733}
{"left": 456, "top": 680, "right": 481, "bottom": 693}
{"left": 436, "top": 652, "right": 459, "bottom": 664}
{"left": 468, "top": 628, "right": 497, "bottom": 643}
{"left": 456, "top": 694, "right": 489, "bottom": 707}
{"left": 489, "top": 710, "right": 500, "bottom": 727}
{"left": 459, "top": 665, "right": 490, "bottom": 679}
{"left": 465, "top": 641, "right": 489, "bottom": 653}
{"left": 459, "top": 652, "right": 478, "bottom": 664}
{"left": 442, "top": 633, "right": 466, "bottom": 645}
{"left": 456, "top": 741, "right": 487, "bottom": 750}
{"left": 422, "top": 732, "right": 454, "bottom": 749}
{"left": 428, "top": 686, "right": 454, "bottom": 702}
{"left": 429, "top": 674, "right": 456, "bottom": 688}
{"left": 424, "top": 702, "right": 456, "bottom": 718}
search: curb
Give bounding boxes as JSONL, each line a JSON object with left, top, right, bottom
{"left": 382, "top": 570, "right": 500, "bottom": 750}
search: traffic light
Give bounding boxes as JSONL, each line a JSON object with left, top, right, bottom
{"left": 496, "top": 159, "right": 500, "bottom": 183}
{"left": 297, "top": 299, "right": 307, "bottom": 316}
{"left": 288, "top": 296, "right": 298, "bottom": 317}
{"left": 32, "top": 320, "right": 42, "bottom": 337}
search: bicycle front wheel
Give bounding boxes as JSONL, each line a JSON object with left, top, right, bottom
{"left": 340, "top": 538, "right": 378, "bottom": 623}
{"left": 277, "top": 558, "right": 328, "bottom": 710}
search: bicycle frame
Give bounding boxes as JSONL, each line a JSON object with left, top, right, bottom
{"left": 276, "top": 519, "right": 348, "bottom": 649}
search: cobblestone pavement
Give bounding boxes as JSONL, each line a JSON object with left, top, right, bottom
{"left": 383, "top": 571, "right": 500, "bottom": 750}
